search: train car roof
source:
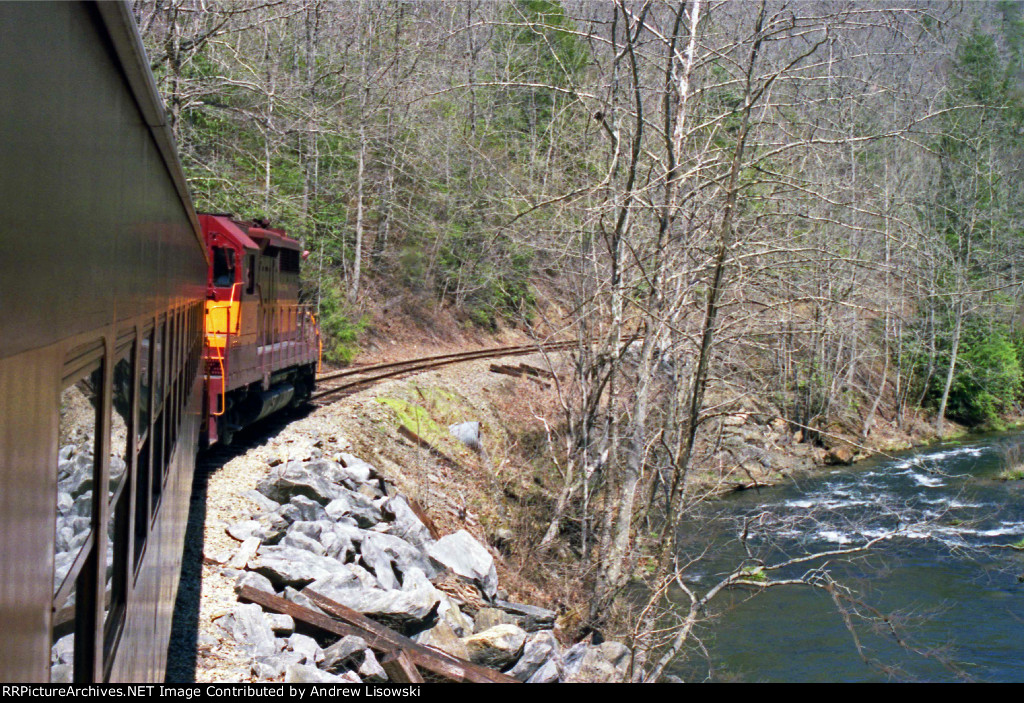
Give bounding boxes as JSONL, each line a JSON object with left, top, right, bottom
{"left": 95, "top": 1, "right": 204, "bottom": 254}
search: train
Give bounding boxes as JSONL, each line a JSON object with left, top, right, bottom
{"left": 0, "top": 2, "right": 319, "bottom": 683}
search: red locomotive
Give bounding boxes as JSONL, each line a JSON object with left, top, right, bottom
{"left": 200, "top": 214, "right": 320, "bottom": 446}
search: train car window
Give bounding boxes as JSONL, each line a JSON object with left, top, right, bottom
{"left": 53, "top": 356, "right": 103, "bottom": 683}
{"left": 153, "top": 320, "right": 164, "bottom": 408}
{"left": 280, "top": 248, "right": 300, "bottom": 273}
{"left": 134, "top": 327, "right": 154, "bottom": 570}
{"left": 246, "top": 254, "right": 256, "bottom": 294}
{"left": 212, "top": 247, "right": 235, "bottom": 287}
{"left": 134, "top": 433, "right": 150, "bottom": 571}
{"left": 137, "top": 330, "right": 152, "bottom": 441}
{"left": 104, "top": 345, "right": 132, "bottom": 666}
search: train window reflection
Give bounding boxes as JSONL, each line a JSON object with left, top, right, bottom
{"left": 53, "top": 362, "right": 101, "bottom": 683}
{"left": 137, "top": 331, "right": 151, "bottom": 440}
{"left": 105, "top": 347, "right": 132, "bottom": 658}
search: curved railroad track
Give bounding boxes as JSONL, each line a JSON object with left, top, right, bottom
{"left": 311, "top": 339, "right": 580, "bottom": 403}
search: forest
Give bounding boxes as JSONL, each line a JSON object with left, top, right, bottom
{"left": 136, "top": 0, "right": 1024, "bottom": 680}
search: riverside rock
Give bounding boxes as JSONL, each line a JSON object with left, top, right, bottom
{"left": 427, "top": 530, "right": 498, "bottom": 600}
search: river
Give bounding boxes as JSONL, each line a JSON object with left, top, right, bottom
{"left": 671, "top": 434, "right": 1024, "bottom": 682}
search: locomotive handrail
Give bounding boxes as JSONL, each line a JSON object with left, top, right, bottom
{"left": 205, "top": 282, "right": 241, "bottom": 418}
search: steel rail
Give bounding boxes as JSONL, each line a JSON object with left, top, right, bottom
{"left": 311, "top": 339, "right": 579, "bottom": 402}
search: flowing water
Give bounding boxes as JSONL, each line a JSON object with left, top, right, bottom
{"left": 671, "top": 435, "right": 1024, "bottom": 682}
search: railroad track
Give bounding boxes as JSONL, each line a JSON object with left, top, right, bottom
{"left": 311, "top": 339, "right": 580, "bottom": 402}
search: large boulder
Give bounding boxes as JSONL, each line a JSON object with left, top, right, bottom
{"left": 462, "top": 624, "right": 527, "bottom": 669}
{"left": 427, "top": 530, "right": 498, "bottom": 600}
{"left": 564, "top": 642, "right": 632, "bottom": 683}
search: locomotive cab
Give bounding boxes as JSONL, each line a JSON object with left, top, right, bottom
{"left": 199, "top": 214, "right": 319, "bottom": 446}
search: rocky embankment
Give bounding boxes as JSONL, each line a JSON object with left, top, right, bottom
{"left": 208, "top": 450, "right": 630, "bottom": 683}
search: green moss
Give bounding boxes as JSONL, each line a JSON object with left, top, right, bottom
{"left": 376, "top": 397, "right": 445, "bottom": 439}
{"left": 738, "top": 566, "right": 767, "bottom": 583}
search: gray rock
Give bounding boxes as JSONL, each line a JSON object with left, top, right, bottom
{"left": 473, "top": 607, "right": 517, "bottom": 633}
{"left": 526, "top": 657, "right": 561, "bottom": 684}
{"left": 50, "top": 664, "right": 73, "bottom": 684}
{"left": 462, "top": 624, "right": 527, "bottom": 670}
{"left": 321, "top": 635, "right": 368, "bottom": 672}
{"left": 303, "top": 574, "right": 440, "bottom": 627}
{"left": 495, "top": 600, "right": 557, "bottom": 631}
{"left": 382, "top": 496, "right": 434, "bottom": 552}
{"left": 284, "top": 586, "right": 326, "bottom": 614}
{"left": 287, "top": 633, "right": 324, "bottom": 665}
{"left": 51, "top": 635, "right": 74, "bottom": 666}
{"left": 324, "top": 490, "right": 383, "bottom": 528}
{"left": 227, "top": 520, "right": 262, "bottom": 542}
{"left": 234, "top": 570, "right": 276, "bottom": 596}
{"left": 428, "top": 530, "right": 498, "bottom": 600}
{"left": 564, "top": 641, "right": 632, "bottom": 683}
{"left": 267, "top": 614, "right": 295, "bottom": 636}
{"left": 359, "top": 531, "right": 435, "bottom": 590}
{"left": 448, "top": 421, "right": 482, "bottom": 451}
{"left": 215, "top": 604, "right": 277, "bottom": 657}
{"left": 414, "top": 620, "right": 469, "bottom": 660}
{"left": 289, "top": 495, "right": 328, "bottom": 523}
{"left": 252, "top": 509, "right": 291, "bottom": 545}
{"left": 358, "top": 650, "right": 388, "bottom": 682}
{"left": 281, "top": 531, "right": 327, "bottom": 558}
{"left": 253, "top": 545, "right": 348, "bottom": 588}
{"left": 337, "top": 453, "right": 375, "bottom": 483}
{"left": 558, "top": 641, "right": 592, "bottom": 681}
{"left": 257, "top": 461, "right": 341, "bottom": 505}
{"left": 285, "top": 664, "right": 356, "bottom": 683}
{"left": 436, "top": 595, "right": 473, "bottom": 637}
{"left": 243, "top": 489, "right": 281, "bottom": 513}
{"left": 509, "top": 631, "right": 560, "bottom": 682}
{"left": 319, "top": 522, "right": 364, "bottom": 562}
{"left": 252, "top": 651, "right": 303, "bottom": 680}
